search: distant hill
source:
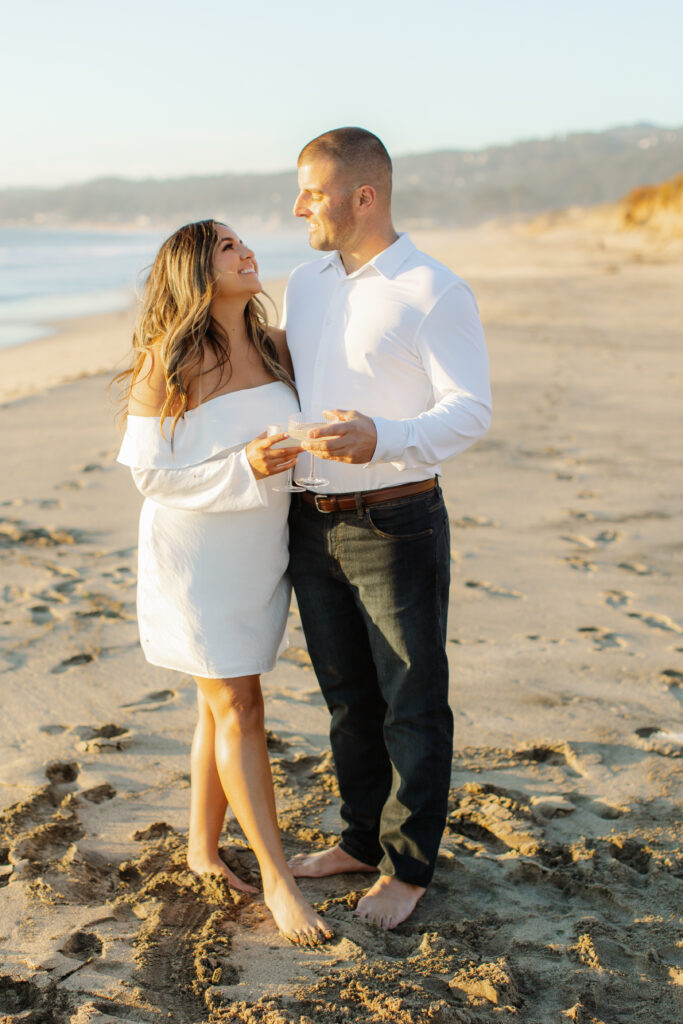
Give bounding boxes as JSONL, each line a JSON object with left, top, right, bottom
{"left": 2, "top": 123, "right": 683, "bottom": 230}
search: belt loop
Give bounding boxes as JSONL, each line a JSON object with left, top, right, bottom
{"left": 354, "top": 492, "right": 363, "bottom": 518}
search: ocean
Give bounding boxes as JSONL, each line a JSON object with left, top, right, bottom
{"left": 0, "top": 226, "right": 315, "bottom": 350}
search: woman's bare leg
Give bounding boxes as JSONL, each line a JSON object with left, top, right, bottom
{"left": 188, "top": 689, "right": 258, "bottom": 892}
{"left": 194, "top": 673, "right": 333, "bottom": 944}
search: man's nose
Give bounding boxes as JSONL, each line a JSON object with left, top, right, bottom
{"left": 293, "top": 192, "right": 307, "bottom": 218}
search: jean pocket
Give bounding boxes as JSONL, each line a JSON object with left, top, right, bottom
{"left": 365, "top": 503, "right": 434, "bottom": 541}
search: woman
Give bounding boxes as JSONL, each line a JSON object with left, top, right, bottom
{"left": 115, "top": 220, "right": 332, "bottom": 945}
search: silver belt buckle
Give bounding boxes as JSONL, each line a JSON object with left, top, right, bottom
{"left": 313, "top": 493, "right": 334, "bottom": 513}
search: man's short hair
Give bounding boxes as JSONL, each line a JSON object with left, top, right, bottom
{"left": 298, "top": 127, "right": 392, "bottom": 198}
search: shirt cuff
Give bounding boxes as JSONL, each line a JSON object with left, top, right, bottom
{"left": 370, "top": 417, "right": 409, "bottom": 464}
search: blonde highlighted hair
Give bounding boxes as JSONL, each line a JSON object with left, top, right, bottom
{"left": 113, "top": 219, "right": 295, "bottom": 441}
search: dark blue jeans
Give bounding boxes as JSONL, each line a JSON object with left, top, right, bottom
{"left": 288, "top": 483, "right": 452, "bottom": 887}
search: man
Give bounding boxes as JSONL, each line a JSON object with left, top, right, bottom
{"left": 282, "top": 127, "right": 491, "bottom": 929}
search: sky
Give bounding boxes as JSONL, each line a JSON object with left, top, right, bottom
{"left": 3, "top": 0, "right": 683, "bottom": 189}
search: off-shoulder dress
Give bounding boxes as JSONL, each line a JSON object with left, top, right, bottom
{"left": 117, "top": 381, "right": 300, "bottom": 679}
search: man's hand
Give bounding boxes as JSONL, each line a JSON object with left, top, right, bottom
{"left": 301, "top": 410, "right": 377, "bottom": 464}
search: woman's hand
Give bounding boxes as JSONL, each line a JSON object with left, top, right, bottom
{"left": 246, "top": 432, "right": 301, "bottom": 479}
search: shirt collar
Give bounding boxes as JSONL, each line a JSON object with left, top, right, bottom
{"left": 318, "top": 232, "right": 415, "bottom": 280}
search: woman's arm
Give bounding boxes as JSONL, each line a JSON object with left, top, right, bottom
{"left": 128, "top": 345, "right": 167, "bottom": 417}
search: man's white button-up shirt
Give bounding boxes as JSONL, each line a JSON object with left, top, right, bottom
{"left": 282, "top": 232, "right": 492, "bottom": 494}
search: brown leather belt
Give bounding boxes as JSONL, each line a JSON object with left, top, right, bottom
{"left": 301, "top": 477, "right": 436, "bottom": 513}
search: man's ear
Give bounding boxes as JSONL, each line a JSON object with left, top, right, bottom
{"left": 356, "top": 185, "right": 376, "bottom": 211}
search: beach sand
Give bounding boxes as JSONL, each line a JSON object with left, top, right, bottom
{"left": 0, "top": 225, "right": 681, "bottom": 1023}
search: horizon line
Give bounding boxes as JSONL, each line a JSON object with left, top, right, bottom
{"left": 2, "top": 120, "right": 679, "bottom": 194}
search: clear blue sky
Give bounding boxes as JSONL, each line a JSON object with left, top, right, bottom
{"left": 4, "top": 0, "right": 682, "bottom": 188}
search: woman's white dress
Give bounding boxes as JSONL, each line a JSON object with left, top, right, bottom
{"left": 117, "top": 381, "right": 299, "bottom": 679}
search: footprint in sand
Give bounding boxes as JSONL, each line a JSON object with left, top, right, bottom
{"left": 452, "top": 514, "right": 500, "bottom": 528}
{"left": 120, "top": 689, "right": 176, "bottom": 711}
{"left": 265, "top": 729, "right": 290, "bottom": 752}
{"left": 76, "top": 594, "right": 135, "bottom": 621}
{"left": 594, "top": 529, "right": 622, "bottom": 545}
{"left": 0, "top": 520, "right": 84, "bottom": 548}
{"left": 81, "top": 783, "right": 117, "bottom": 804}
{"left": 464, "top": 580, "right": 525, "bottom": 598}
{"left": 560, "top": 534, "right": 595, "bottom": 549}
{"left": 74, "top": 724, "right": 132, "bottom": 753}
{"left": 617, "top": 561, "right": 653, "bottom": 576}
{"left": 512, "top": 742, "right": 597, "bottom": 776}
{"left": 565, "top": 508, "right": 595, "bottom": 521}
{"left": 30, "top": 604, "right": 56, "bottom": 625}
{"left": 564, "top": 555, "right": 596, "bottom": 572}
{"left": 59, "top": 929, "right": 104, "bottom": 961}
{"left": 660, "top": 669, "right": 683, "bottom": 687}
{"left": 51, "top": 653, "right": 96, "bottom": 674}
{"left": 45, "top": 760, "right": 80, "bottom": 784}
{"left": 577, "top": 627, "right": 627, "bottom": 650}
{"left": 10, "top": 816, "right": 85, "bottom": 872}
{"left": 627, "top": 611, "right": 682, "bottom": 634}
{"left": 634, "top": 726, "right": 683, "bottom": 757}
{"left": 55, "top": 479, "right": 86, "bottom": 490}
{"left": 447, "top": 782, "right": 543, "bottom": 856}
{"left": 572, "top": 794, "right": 627, "bottom": 819}
{"left": 604, "top": 590, "right": 634, "bottom": 609}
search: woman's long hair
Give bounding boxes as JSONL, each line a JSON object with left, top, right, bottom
{"left": 112, "top": 219, "right": 295, "bottom": 442}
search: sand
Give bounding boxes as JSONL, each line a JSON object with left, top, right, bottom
{"left": 0, "top": 224, "right": 682, "bottom": 1024}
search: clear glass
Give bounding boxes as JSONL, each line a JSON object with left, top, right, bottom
{"left": 288, "top": 413, "right": 329, "bottom": 488}
{"left": 267, "top": 423, "right": 305, "bottom": 493}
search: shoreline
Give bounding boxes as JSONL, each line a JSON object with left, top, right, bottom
{"left": 0, "top": 278, "right": 288, "bottom": 407}
{"left": 2, "top": 219, "right": 680, "bottom": 408}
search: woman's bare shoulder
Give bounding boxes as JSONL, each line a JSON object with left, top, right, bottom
{"left": 128, "top": 345, "right": 167, "bottom": 417}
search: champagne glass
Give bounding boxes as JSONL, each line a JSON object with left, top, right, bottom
{"left": 288, "top": 413, "right": 329, "bottom": 488}
{"left": 267, "top": 424, "right": 304, "bottom": 493}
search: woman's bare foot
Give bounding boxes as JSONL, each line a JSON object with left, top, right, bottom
{"left": 354, "top": 875, "right": 425, "bottom": 930}
{"left": 187, "top": 851, "right": 259, "bottom": 893}
{"left": 288, "top": 844, "right": 377, "bottom": 878}
{"left": 263, "top": 877, "right": 334, "bottom": 945}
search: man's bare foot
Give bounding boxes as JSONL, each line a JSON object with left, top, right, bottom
{"left": 354, "top": 875, "right": 425, "bottom": 930}
{"left": 288, "top": 844, "right": 377, "bottom": 878}
{"left": 187, "top": 852, "right": 258, "bottom": 893}
{"left": 263, "top": 877, "right": 334, "bottom": 945}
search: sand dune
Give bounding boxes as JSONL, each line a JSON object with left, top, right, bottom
{"left": 1, "top": 224, "right": 682, "bottom": 1023}
{"left": 527, "top": 169, "right": 683, "bottom": 246}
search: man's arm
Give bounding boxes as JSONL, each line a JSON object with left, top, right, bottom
{"left": 302, "top": 281, "right": 491, "bottom": 466}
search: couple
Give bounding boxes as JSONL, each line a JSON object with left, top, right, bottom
{"left": 116, "top": 127, "right": 492, "bottom": 945}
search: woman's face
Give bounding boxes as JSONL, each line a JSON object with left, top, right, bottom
{"left": 212, "top": 223, "right": 261, "bottom": 298}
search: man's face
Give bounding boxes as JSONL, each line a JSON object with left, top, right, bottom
{"left": 293, "top": 157, "right": 357, "bottom": 251}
